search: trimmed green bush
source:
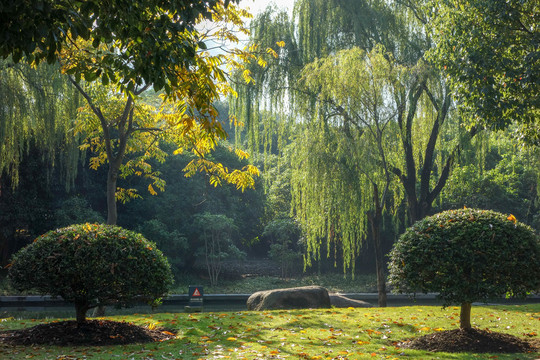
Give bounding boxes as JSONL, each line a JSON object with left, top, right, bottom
{"left": 8, "top": 223, "right": 174, "bottom": 323}
{"left": 388, "top": 208, "right": 540, "bottom": 329}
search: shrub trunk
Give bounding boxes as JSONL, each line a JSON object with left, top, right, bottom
{"left": 460, "top": 302, "right": 472, "bottom": 330}
{"left": 75, "top": 302, "right": 89, "bottom": 324}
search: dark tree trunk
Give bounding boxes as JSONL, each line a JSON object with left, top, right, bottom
{"left": 406, "top": 198, "right": 430, "bottom": 225}
{"left": 97, "top": 163, "right": 120, "bottom": 317}
{"left": 372, "top": 223, "right": 387, "bottom": 307}
{"left": 368, "top": 184, "right": 387, "bottom": 307}
{"left": 106, "top": 165, "right": 119, "bottom": 225}
{"left": 393, "top": 83, "right": 465, "bottom": 226}
{"left": 460, "top": 302, "right": 472, "bottom": 330}
{"left": 75, "top": 302, "right": 89, "bottom": 324}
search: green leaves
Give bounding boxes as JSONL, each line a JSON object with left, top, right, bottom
{"left": 1, "top": 0, "right": 239, "bottom": 96}
{"left": 8, "top": 224, "right": 174, "bottom": 323}
{"left": 426, "top": 0, "right": 539, "bottom": 134}
{"left": 388, "top": 208, "right": 540, "bottom": 307}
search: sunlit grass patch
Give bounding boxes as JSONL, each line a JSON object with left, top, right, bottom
{"left": 0, "top": 304, "right": 538, "bottom": 359}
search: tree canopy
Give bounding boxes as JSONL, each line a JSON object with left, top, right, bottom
{"left": 426, "top": 0, "right": 539, "bottom": 133}
{"left": 1, "top": 0, "right": 238, "bottom": 94}
{"left": 233, "top": 0, "right": 475, "bottom": 298}
{"left": 0, "top": 61, "right": 82, "bottom": 188}
{"left": 63, "top": 3, "right": 260, "bottom": 225}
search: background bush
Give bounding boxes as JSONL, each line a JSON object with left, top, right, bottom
{"left": 9, "top": 223, "right": 174, "bottom": 323}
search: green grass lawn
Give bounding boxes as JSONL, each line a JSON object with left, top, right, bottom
{"left": 1, "top": 304, "right": 538, "bottom": 359}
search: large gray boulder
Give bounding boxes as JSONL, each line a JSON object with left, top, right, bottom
{"left": 247, "top": 286, "right": 331, "bottom": 311}
{"left": 329, "top": 293, "right": 372, "bottom": 308}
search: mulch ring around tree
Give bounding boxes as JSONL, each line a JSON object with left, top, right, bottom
{"left": 0, "top": 320, "right": 177, "bottom": 346}
{"left": 398, "top": 328, "right": 540, "bottom": 353}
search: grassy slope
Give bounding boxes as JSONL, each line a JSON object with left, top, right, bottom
{"left": 1, "top": 304, "right": 538, "bottom": 359}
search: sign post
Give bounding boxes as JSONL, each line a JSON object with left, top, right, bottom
{"left": 185, "top": 285, "right": 204, "bottom": 312}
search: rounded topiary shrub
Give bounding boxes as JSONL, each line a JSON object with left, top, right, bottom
{"left": 388, "top": 208, "right": 540, "bottom": 329}
{"left": 9, "top": 223, "right": 174, "bottom": 323}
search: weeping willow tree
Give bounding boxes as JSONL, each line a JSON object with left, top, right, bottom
{"left": 234, "top": 0, "right": 460, "bottom": 224}
{"left": 292, "top": 46, "right": 408, "bottom": 306}
{"left": 232, "top": 0, "right": 415, "bottom": 154}
{"left": 0, "top": 60, "right": 82, "bottom": 189}
{"left": 232, "top": 0, "right": 478, "bottom": 302}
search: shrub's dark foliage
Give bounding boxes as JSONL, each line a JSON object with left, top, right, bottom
{"left": 388, "top": 209, "right": 540, "bottom": 305}
{"left": 9, "top": 224, "right": 174, "bottom": 320}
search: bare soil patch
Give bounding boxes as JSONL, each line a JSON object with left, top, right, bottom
{"left": 398, "top": 328, "right": 539, "bottom": 353}
{"left": 0, "top": 320, "right": 176, "bottom": 346}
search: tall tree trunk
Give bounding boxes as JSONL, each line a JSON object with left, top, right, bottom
{"left": 407, "top": 198, "right": 429, "bottom": 225}
{"left": 368, "top": 185, "right": 387, "bottom": 307}
{"left": 460, "top": 302, "right": 472, "bottom": 330}
{"left": 94, "top": 163, "right": 120, "bottom": 317}
{"left": 106, "top": 165, "right": 118, "bottom": 225}
{"left": 372, "top": 226, "right": 387, "bottom": 307}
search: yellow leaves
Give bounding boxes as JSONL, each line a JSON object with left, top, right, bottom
{"left": 257, "top": 57, "right": 267, "bottom": 67}
{"left": 148, "top": 184, "right": 157, "bottom": 196}
{"left": 115, "top": 188, "right": 142, "bottom": 204}
{"left": 248, "top": 43, "right": 259, "bottom": 53}
{"left": 226, "top": 337, "right": 237, "bottom": 341}
{"left": 365, "top": 329, "right": 382, "bottom": 335}
{"left": 229, "top": 114, "right": 244, "bottom": 128}
{"left": 266, "top": 47, "right": 278, "bottom": 58}
{"left": 242, "top": 69, "right": 254, "bottom": 84}
{"left": 183, "top": 149, "right": 259, "bottom": 192}
{"left": 89, "top": 153, "right": 106, "bottom": 170}
{"left": 173, "top": 148, "right": 185, "bottom": 155}
{"left": 234, "top": 148, "right": 250, "bottom": 160}
{"left": 507, "top": 214, "right": 517, "bottom": 224}
{"left": 276, "top": 41, "right": 286, "bottom": 48}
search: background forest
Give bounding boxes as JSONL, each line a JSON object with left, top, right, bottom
{"left": 0, "top": 0, "right": 538, "bottom": 295}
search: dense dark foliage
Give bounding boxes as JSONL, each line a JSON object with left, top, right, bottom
{"left": 1, "top": 0, "right": 237, "bottom": 93}
{"left": 9, "top": 224, "right": 173, "bottom": 323}
{"left": 389, "top": 208, "right": 540, "bottom": 328}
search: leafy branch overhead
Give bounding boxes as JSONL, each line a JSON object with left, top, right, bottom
{"left": 33, "top": 1, "right": 266, "bottom": 224}
{"left": 1, "top": 0, "right": 239, "bottom": 94}
{"left": 425, "top": 0, "right": 539, "bottom": 133}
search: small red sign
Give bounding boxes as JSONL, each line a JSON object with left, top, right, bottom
{"left": 192, "top": 288, "right": 202, "bottom": 297}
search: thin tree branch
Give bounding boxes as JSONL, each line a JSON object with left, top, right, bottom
{"left": 67, "top": 75, "right": 113, "bottom": 160}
